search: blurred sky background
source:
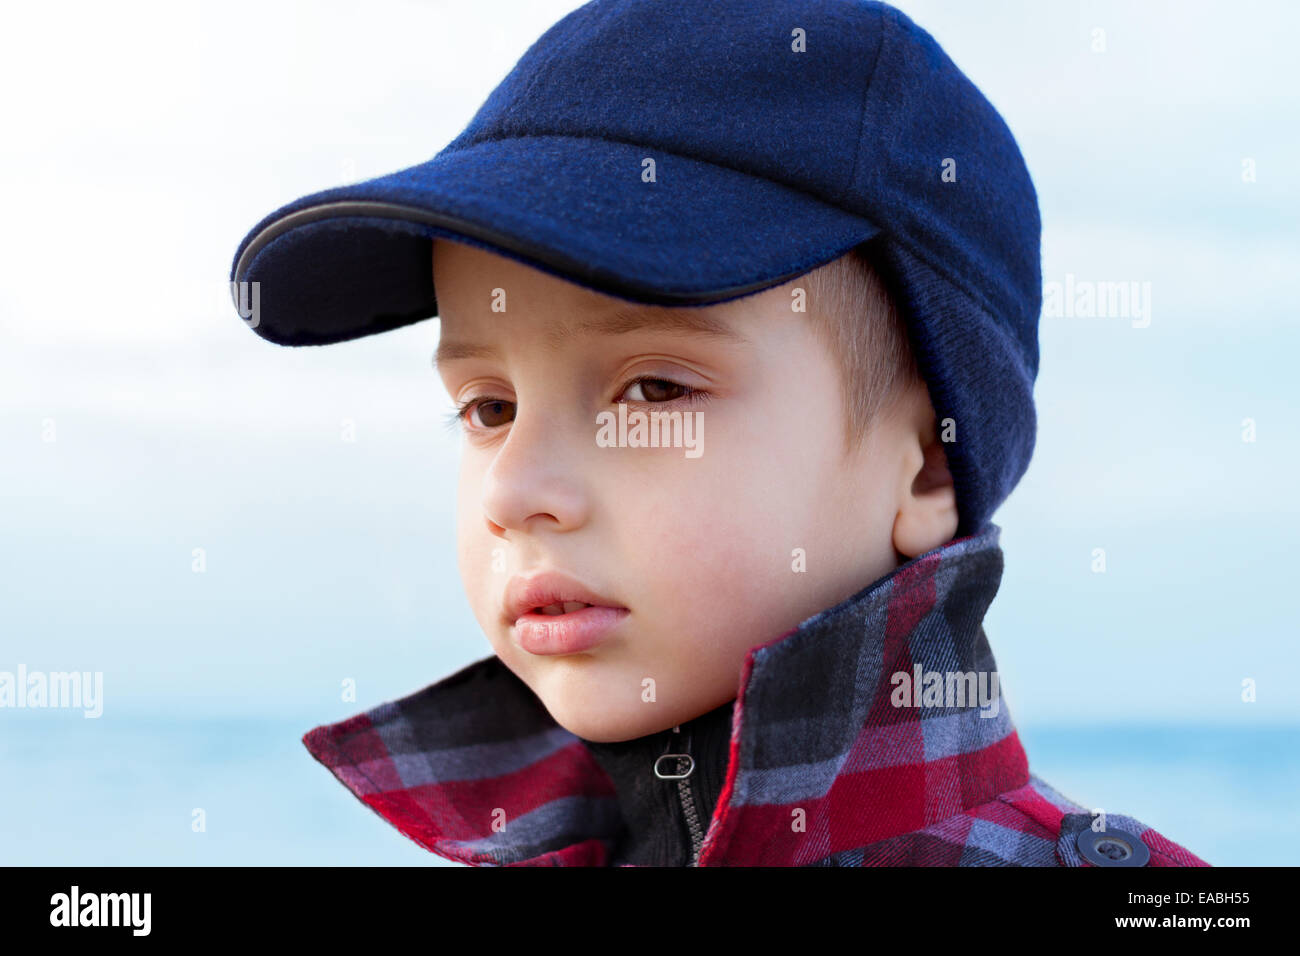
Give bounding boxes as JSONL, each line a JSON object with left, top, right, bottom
{"left": 1, "top": 0, "right": 1296, "bottom": 866}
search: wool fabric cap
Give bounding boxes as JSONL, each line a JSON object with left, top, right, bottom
{"left": 228, "top": 0, "right": 1041, "bottom": 536}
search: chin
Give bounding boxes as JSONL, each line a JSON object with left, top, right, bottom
{"left": 542, "top": 696, "right": 664, "bottom": 743}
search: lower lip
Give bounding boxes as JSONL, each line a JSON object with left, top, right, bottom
{"left": 514, "top": 605, "right": 629, "bottom": 656}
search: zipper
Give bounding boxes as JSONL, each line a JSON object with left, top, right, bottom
{"left": 653, "top": 723, "right": 705, "bottom": 866}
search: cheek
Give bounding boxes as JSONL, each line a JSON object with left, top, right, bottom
{"left": 618, "top": 394, "right": 876, "bottom": 648}
{"left": 622, "top": 454, "right": 804, "bottom": 638}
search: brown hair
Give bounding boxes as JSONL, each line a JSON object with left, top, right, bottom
{"left": 797, "top": 244, "right": 923, "bottom": 451}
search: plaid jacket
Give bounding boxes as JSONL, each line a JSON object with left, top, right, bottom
{"left": 302, "top": 524, "right": 1210, "bottom": 867}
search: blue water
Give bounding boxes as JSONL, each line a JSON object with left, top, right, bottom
{"left": 1015, "top": 723, "right": 1299, "bottom": 867}
{"left": 1, "top": 714, "right": 1293, "bottom": 866}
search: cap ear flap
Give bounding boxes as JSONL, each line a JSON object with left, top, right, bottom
{"left": 871, "top": 240, "right": 1037, "bottom": 538}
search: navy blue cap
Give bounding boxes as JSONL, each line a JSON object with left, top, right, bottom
{"left": 229, "top": 0, "right": 1041, "bottom": 536}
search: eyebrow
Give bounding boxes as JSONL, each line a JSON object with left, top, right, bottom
{"left": 433, "top": 304, "right": 748, "bottom": 367}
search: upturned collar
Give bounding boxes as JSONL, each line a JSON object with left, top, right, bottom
{"left": 302, "top": 522, "right": 1028, "bottom": 865}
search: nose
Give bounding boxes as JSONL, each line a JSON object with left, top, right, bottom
{"left": 479, "top": 404, "right": 591, "bottom": 538}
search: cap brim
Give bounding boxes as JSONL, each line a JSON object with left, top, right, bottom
{"left": 230, "top": 134, "right": 881, "bottom": 345}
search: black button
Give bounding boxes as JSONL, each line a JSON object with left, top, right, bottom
{"left": 1076, "top": 827, "right": 1150, "bottom": 867}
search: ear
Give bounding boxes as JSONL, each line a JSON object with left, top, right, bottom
{"left": 891, "top": 386, "right": 959, "bottom": 559}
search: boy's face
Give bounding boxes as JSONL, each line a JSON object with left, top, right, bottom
{"left": 433, "top": 239, "right": 924, "bottom": 742}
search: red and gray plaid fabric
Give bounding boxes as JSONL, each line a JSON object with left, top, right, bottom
{"left": 303, "top": 524, "right": 1210, "bottom": 867}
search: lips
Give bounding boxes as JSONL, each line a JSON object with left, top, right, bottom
{"left": 504, "top": 571, "right": 629, "bottom": 656}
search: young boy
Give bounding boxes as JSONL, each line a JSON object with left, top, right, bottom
{"left": 229, "top": 0, "right": 1209, "bottom": 867}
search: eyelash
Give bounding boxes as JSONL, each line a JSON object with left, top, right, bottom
{"left": 441, "top": 375, "right": 712, "bottom": 435}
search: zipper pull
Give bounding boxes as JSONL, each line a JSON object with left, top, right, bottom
{"left": 653, "top": 724, "right": 695, "bottom": 780}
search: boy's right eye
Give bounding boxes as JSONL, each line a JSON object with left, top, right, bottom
{"left": 450, "top": 397, "right": 516, "bottom": 432}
